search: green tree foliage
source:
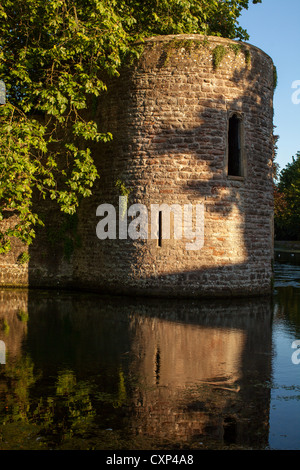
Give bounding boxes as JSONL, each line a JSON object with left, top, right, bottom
{"left": 274, "top": 151, "right": 300, "bottom": 241}
{"left": 0, "top": 0, "right": 261, "bottom": 253}
{"left": 118, "top": 0, "right": 262, "bottom": 40}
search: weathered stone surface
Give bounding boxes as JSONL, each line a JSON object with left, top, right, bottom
{"left": 0, "top": 35, "right": 275, "bottom": 298}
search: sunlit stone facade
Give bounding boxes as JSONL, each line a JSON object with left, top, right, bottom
{"left": 0, "top": 35, "right": 275, "bottom": 297}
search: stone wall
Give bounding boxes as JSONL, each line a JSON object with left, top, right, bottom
{"left": 0, "top": 34, "right": 275, "bottom": 297}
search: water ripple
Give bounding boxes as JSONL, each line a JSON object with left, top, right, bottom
{"left": 274, "top": 263, "right": 300, "bottom": 288}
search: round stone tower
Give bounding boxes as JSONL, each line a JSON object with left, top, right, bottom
{"left": 0, "top": 34, "right": 275, "bottom": 298}
{"left": 72, "top": 34, "right": 275, "bottom": 298}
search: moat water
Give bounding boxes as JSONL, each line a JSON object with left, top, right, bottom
{"left": 0, "top": 256, "right": 300, "bottom": 450}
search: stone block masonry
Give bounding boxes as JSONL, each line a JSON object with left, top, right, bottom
{"left": 0, "top": 34, "right": 275, "bottom": 298}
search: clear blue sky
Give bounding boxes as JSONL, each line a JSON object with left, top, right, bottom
{"left": 239, "top": 0, "right": 300, "bottom": 171}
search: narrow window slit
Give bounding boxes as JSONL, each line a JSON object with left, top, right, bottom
{"left": 228, "top": 113, "right": 242, "bottom": 177}
{"left": 158, "top": 211, "right": 162, "bottom": 247}
{"left": 155, "top": 348, "right": 161, "bottom": 385}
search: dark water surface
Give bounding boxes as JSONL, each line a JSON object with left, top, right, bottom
{"left": 0, "top": 262, "right": 300, "bottom": 450}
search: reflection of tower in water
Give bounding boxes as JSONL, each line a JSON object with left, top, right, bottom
{"left": 0, "top": 290, "right": 29, "bottom": 361}
{"left": 0, "top": 290, "right": 30, "bottom": 406}
{"left": 128, "top": 297, "right": 273, "bottom": 449}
